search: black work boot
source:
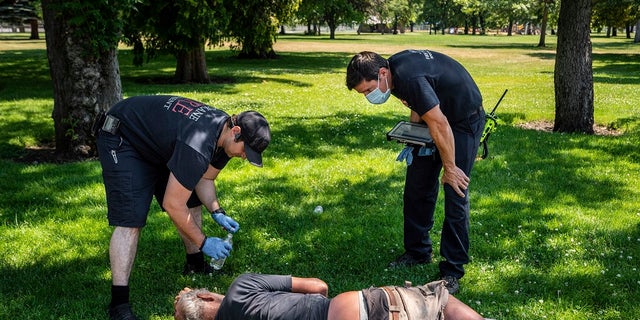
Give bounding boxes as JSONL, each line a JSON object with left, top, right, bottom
{"left": 108, "top": 303, "right": 138, "bottom": 320}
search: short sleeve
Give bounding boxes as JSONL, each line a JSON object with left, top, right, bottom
{"left": 167, "top": 141, "right": 209, "bottom": 190}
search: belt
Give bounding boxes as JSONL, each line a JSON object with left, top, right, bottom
{"left": 382, "top": 287, "right": 402, "bottom": 320}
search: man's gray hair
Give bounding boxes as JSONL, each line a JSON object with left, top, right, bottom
{"left": 175, "top": 289, "right": 211, "bottom": 320}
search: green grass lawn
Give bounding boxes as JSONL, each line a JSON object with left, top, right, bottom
{"left": 1, "top": 31, "right": 639, "bottom": 319}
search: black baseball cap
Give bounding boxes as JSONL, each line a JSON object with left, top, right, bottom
{"left": 237, "top": 111, "right": 271, "bottom": 167}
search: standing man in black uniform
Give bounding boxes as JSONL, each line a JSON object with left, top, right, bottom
{"left": 346, "top": 50, "right": 485, "bottom": 294}
{"left": 96, "top": 95, "right": 271, "bottom": 320}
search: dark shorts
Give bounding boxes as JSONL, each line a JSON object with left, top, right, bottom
{"left": 97, "top": 132, "right": 201, "bottom": 228}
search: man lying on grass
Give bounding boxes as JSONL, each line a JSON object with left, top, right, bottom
{"left": 173, "top": 273, "right": 489, "bottom": 320}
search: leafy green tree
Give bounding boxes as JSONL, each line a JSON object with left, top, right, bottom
{"left": 368, "top": 0, "right": 391, "bottom": 31}
{"left": 421, "top": 0, "right": 463, "bottom": 34}
{"left": 296, "top": 0, "right": 323, "bottom": 35}
{"left": 456, "top": 0, "right": 486, "bottom": 34}
{"left": 593, "top": 0, "right": 625, "bottom": 36}
{"left": 537, "top": 0, "right": 558, "bottom": 47}
{"left": 122, "top": 0, "right": 228, "bottom": 83}
{"left": 296, "top": 0, "right": 368, "bottom": 39}
{"left": 223, "top": 0, "right": 300, "bottom": 58}
{"left": 554, "top": 0, "right": 593, "bottom": 133}
{"left": 592, "top": 0, "right": 640, "bottom": 38}
{"left": 387, "top": 0, "right": 423, "bottom": 34}
{"left": 41, "top": 0, "right": 127, "bottom": 159}
{"left": 0, "top": 0, "right": 40, "bottom": 39}
{"left": 482, "top": 0, "right": 534, "bottom": 36}
{"left": 482, "top": 0, "right": 514, "bottom": 34}
{"left": 405, "top": 0, "right": 424, "bottom": 31}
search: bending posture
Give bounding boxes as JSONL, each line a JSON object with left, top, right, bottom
{"left": 96, "top": 95, "right": 271, "bottom": 320}
{"left": 173, "top": 273, "right": 488, "bottom": 320}
{"left": 346, "top": 51, "right": 485, "bottom": 294}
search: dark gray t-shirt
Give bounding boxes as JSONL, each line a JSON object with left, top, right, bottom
{"left": 215, "top": 274, "right": 331, "bottom": 320}
{"left": 107, "top": 95, "right": 230, "bottom": 190}
{"left": 389, "top": 49, "right": 483, "bottom": 124}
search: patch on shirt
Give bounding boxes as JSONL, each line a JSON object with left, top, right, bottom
{"left": 409, "top": 49, "right": 434, "bottom": 60}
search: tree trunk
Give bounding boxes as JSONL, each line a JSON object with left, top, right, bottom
{"left": 174, "top": 45, "right": 210, "bottom": 83}
{"left": 537, "top": 2, "right": 549, "bottom": 47}
{"left": 635, "top": 20, "right": 640, "bottom": 43}
{"left": 328, "top": 17, "right": 336, "bottom": 39}
{"left": 29, "top": 19, "right": 39, "bottom": 40}
{"left": 392, "top": 15, "right": 398, "bottom": 34}
{"left": 553, "top": 0, "right": 594, "bottom": 134}
{"left": 41, "top": 0, "right": 122, "bottom": 160}
{"left": 471, "top": 15, "right": 477, "bottom": 35}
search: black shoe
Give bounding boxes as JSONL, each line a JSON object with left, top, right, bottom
{"left": 388, "top": 252, "right": 431, "bottom": 268}
{"left": 108, "top": 303, "right": 138, "bottom": 320}
{"left": 182, "top": 261, "right": 215, "bottom": 275}
{"left": 441, "top": 275, "right": 460, "bottom": 294}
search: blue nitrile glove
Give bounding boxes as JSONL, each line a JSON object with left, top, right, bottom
{"left": 200, "top": 237, "right": 232, "bottom": 259}
{"left": 418, "top": 145, "right": 435, "bottom": 156}
{"left": 210, "top": 208, "right": 240, "bottom": 233}
{"left": 396, "top": 145, "right": 414, "bottom": 165}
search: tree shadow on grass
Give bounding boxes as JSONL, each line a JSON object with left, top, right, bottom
{"left": 467, "top": 123, "right": 640, "bottom": 317}
{"left": 2, "top": 118, "right": 639, "bottom": 318}
{"left": 268, "top": 110, "right": 401, "bottom": 159}
{"left": 522, "top": 51, "right": 640, "bottom": 85}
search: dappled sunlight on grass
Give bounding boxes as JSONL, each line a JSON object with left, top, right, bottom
{"left": 2, "top": 33, "right": 640, "bottom": 319}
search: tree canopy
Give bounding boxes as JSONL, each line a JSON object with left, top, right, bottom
{"left": 223, "top": 0, "right": 301, "bottom": 58}
{"left": 0, "top": 0, "right": 37, "bottom": 25}
{"left": 121, "top": 0, "right": 229, "bottom": 83}
{"left": 0, "top": 0, "right": 39, "bottom": 39}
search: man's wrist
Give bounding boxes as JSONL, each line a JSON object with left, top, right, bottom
{"left": 211, "top": 207, "right": 226, "bottom": 215}
{"left": 199, "top": 236, "right": 208, "bottom": 251}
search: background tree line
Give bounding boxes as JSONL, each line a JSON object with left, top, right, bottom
{"left": 0, "top": 0, "right": 639, "bottom": 159}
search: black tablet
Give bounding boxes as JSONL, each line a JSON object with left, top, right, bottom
{"left": 386, "top": 121, "right": 434, "bottom": 146}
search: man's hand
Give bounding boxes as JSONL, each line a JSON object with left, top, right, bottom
{"left": 441, "top": 166, "right": 470, "bottom": 197}
{"left": 201, "top": 237, "right": 232, "bottom": 259}
{"left": 211, "top": 211, "right": 240, "bottom": 233}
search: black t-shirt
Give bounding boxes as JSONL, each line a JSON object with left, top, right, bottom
{"left": 107, "top": 95, "right": 230, "bottom": 190}
{"left": 388, "top": 49, "right": 483, "bottom": 124}
{"left": 215, "top": 274, "right": 331, "bottom": 320}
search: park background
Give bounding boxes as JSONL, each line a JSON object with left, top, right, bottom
{"left": 1, "top": 24, "right": 640, "bottom": 320}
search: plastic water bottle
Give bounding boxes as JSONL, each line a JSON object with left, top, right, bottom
{"left": 210, "top": 233, "right": 233, "bottom": 270}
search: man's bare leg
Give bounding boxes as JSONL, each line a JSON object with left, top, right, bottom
{"left": 110, "top": 226, "right": 141, "bottom": 286}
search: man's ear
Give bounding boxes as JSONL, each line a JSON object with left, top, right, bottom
{"left": 230, "top": 125, "right": 242, "bottom": 142}
{"left": 379, "top": 66, "right": 390, "bottom": 78}
{"left": 196, "top": 292, "right": 219, "bottom": 301}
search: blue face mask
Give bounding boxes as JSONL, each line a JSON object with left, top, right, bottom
{"left": 365, "top": 74, "right": 391, "bottom": 104}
